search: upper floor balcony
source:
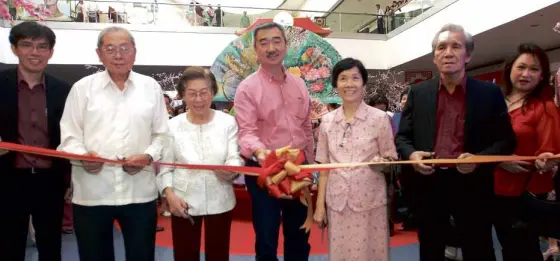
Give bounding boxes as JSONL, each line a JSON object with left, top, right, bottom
{"left": 5, "top": 0, "right": 445, "bottom": 35}
{"left": 1, "top": 0, "right": 557, "bottom": 69}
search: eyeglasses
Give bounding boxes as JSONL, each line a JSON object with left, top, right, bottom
{"left": 102, "top": 45, "right": 134, "bottom": 56}
{"left": 339, "top": 123, "right": 352, "bottom": 148}
{"left": 185, "top": 90, "right": 211, "bottom": 100}
{"left": 17, "top": 42, "right": 50, "bottom": 53}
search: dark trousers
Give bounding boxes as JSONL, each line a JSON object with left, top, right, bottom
{"left": 73, "top": 200, "right": 157, "bottom": 261}
{"left": 0, "top": 168, "right": 65, "bottom": 261}
{"left": 171, "top": 211, "right": 232, "bottom": 261}
{"left": 416, "top": 169, "right": 496, "bottom": 261}
{"left": 245, "top": 160, "right": 310, "bottom": 261}
{"left": 493, "top": 195, "right": 542, "bottom": 261}
{"left": 377, "top": 18, "right": 384, "bottom": 33}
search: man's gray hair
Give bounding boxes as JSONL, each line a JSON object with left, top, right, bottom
{"left": 431, "top": 23, "right": 474, "bottom": 56}
{"left": 97, "top": 26, "right": 136, "bottom": 48}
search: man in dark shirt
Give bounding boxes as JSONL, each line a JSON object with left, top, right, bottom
{"left": 395, "top": 24, "right": 516, "bottom": 261}
{"left": 0, "top": 22, "right": 72, "bottom": 261}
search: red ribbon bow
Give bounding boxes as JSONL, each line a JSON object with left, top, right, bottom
{"left": 257, "top": 146, "right": 315, "bottom": 232}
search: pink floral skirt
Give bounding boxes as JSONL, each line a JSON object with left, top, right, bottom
{"left": 327, "top": 205, "right": 389, "bottom": 261}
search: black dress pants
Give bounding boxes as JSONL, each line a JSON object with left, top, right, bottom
{"left": 493, "top": 195, "right": 543, "bottom": 261}
{"left": 0, "top": 168, "right": 66, "bottom": 261}
{"left": 73, "top": 200, "right": 157, "bottom": 261}
{"left": 416, "top": 169, "right": 496, "bottom": 261}
{"left": 245, "top": 160, "right": 310, "bottom": 261}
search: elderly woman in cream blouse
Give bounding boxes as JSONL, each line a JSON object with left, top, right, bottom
{"left": 157, "top": 67, "right": 243, "bottom": 261}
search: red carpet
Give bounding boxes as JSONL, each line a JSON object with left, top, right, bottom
{"left": 153, "top": 217, "right": 418, "bottom": 254}
{"left": 146, "top": 187, "right": 419, "bottom": 254}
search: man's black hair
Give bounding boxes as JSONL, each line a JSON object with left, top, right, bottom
{"left": 253, "top": 22, "right": 287, "bottom": 49}
{"left": 9, "top": 21, "right": 56, "bottom": 48}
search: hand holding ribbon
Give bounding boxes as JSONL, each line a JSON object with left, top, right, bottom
{"left": 457, "top": 153, "right": 477, "bottom": 174}
{"left": 409, "top": 151, "right": 435, "bottom": 175}
{"left": 82, "top": 151, "right": 104, "bottom": 174}
{"left": 535, "top": 152, "right": 559, "bottom": 172}
{"left": 254, "top": 148, "right": 271, "bottom": 166}
{"left": 122, "top": 154, "right": 152, "bottom": 175}
{"left": 370, "top": 156, "right": 391, "bottom": 172}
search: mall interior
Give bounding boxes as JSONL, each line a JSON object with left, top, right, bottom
{"left": 5, "top": 0, "right": 560, "bottom": 260}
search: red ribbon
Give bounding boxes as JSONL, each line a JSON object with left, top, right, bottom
{"left": 0, "top": 142, "right": 264, "bottom": 176}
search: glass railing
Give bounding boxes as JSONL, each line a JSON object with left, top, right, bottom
{"left": 4, "top": 0, "right": 444, "bottom": 34}
{"left": 354, "top": 0, "right": 441, "bottom": 34}
{"left": 5, "top": 1, "right": 393, "bottom": 34}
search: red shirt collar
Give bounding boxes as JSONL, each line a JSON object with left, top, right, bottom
{"left": 17, "top": 67, "right": 46, "bottom": 89}
{"left": 438, "top": 74, "right": 467, "bottom": 92}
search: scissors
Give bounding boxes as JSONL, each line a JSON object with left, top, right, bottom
{"left": 318, "top": 218, "right": 328, "bottom": 244}
{"left": 184, "top": 209, "right": 195, "bottom": 225}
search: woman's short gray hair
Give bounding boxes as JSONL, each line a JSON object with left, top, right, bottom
{"left": 97, "top": 26, "right": 136, "bottom": 48}
{"left": 431, "top": 23, "right": 474, "bottom": 56}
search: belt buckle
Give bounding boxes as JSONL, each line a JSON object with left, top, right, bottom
{"left": 31, "top": 167, "right": 37, "bottom": 174}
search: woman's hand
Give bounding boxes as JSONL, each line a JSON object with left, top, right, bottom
{"left": 535, "top": 152, "right": 559, "bottom": 172}
{"left": 215, "top": 170, "right": 238, "bottom": 181}
{"left": 165, "top": 190, "right": 188, "bottom": 218}
{"left": 499, "top": 160, "right": 532, "bottom": 173}
{"left": 370, "top": 156, "right": 390, "bottom": 172}
{"left": 313, "top": 205, "right": 327, "bottom": 228}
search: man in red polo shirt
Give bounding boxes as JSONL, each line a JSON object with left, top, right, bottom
{"left": 395, "top": 24, "right": 516, "bottom": 261}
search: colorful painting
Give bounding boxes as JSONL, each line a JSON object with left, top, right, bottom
{"left": 20, "top": 0, "right": 72, "bottom": 21}
{"left": 210, "top": 26, "right": 342, "bottom": 103}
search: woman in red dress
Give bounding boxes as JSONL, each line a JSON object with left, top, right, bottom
{"left": 493, "top": 43, "right": 560, "bottom": 261}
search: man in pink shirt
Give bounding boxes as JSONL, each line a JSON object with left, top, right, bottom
{"left": 234, "top": 22, "right": 314, "bottom": 261}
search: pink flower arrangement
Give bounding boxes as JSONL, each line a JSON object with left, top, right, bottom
{"left": 290, "top": 46, "right": 336, "bottom": 97}
{"left": 317, "top": 66, "right": 330, "bottom": 78}
{"left": 310, "top": 82, "right": 324, "bottom": 93}
{"left": 304, "top": 68, "right": 321, "bottom": 81}
{"left": 0, "top": 0, "right": 51, "bottom": 21}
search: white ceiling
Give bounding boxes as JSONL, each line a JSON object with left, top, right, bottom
{"left": 392, "top": 2, "right": 560, "bottom": 73}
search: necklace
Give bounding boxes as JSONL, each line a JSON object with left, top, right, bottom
{"left": 505, "top": 94, "right": 527, "bottom": 112}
